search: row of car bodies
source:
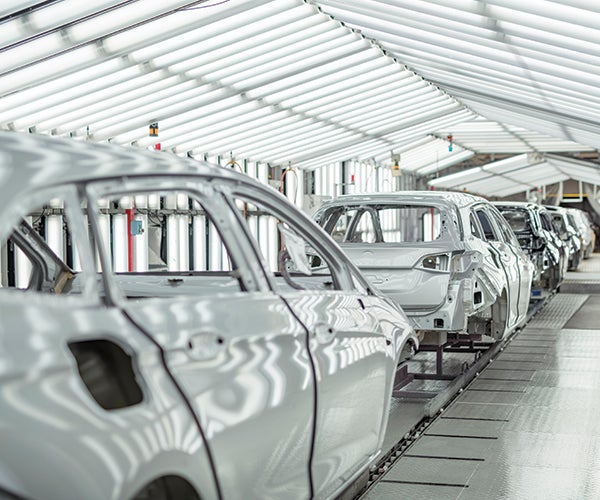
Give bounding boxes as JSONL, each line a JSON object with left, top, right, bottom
{"left": 558, "top": 206, "right": 597, "bottom": 260}
{"left": 313, "top": 194, "right": 598, "bottom": 344}
{"left": 493, "top": 202, "right": 567, "bottom": 298}
{"left": 0, "top": 132, "right": 418, "bottom": 500}
{"left": 314, "top": 192, "right": 534, "bottom": 341}
{"left": 545, "top": 205, "right": 584, "bottom": 271}
{"left": 2, "top": 131, "right": 596, "bottom": 500}
{"left": 493, "top": 202, "right": 596, "bottom": 298}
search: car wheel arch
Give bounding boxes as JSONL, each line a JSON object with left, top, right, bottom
{"left": 397, "top": 336, "right": 418, "bottom": 364}
{"left": 131, "top": 474, "right": 202, "bottom": 500}
{"left": 491, "top": 289, "right": 509, "bottom": 339}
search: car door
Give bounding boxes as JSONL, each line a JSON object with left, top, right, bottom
{"left": 539, "top": 209, "right": 567, "bottom": 281}
{"left": 489, "top": 207, "right": 533, "bottom": 326}
{"left": 473, "top": 205, "right": 521, "bottom": 330}
{"left": 85, "top": 178, "right": 315, "bottom": 500}
{"left": 0, "top": 185, "right": 218, "bottom": 500}
{"left": 222, "top": 185, "right": 398, "bottom": 500}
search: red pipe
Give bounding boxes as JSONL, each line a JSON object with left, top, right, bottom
{"left": 126, "top": 208, "right": 134, "bottom": 272}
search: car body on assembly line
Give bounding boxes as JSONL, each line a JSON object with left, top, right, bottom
{"left": 493, "top": 202, "right": 566, "bottom": 298}
{"left": 0, "top": 131, "right": 418, "bottom": 500}
{"left": 544, "top": 205, "right": 584, "bottom": 271}
{"left": 566, "top": 207, "right": 596, "bottom": 259}
{"left": 314, "top": 191, "right": 534, "bottom": 341}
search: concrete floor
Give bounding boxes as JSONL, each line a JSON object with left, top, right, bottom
{"left": 365, "top": 254, "right": 600, "bottom": 500}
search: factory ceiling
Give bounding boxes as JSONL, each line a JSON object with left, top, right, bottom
{"left": 1, "top": 0, "right": 598, "bottom": 194}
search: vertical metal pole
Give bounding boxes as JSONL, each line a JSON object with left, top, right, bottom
{"left": 209, "top": 222, "right": 221, "bottom": 271}
{"left": 246, "top": 162, "right": 259, "bottom": 243}
{"left": 113, "top": 197, "right": 130, "bottom": 272}
{"left": 165, "top": 193, "right": 179, "bottom": 271}
{"left": 126, "top": 207, "right": 134, "bottom": 272}
{"left": 134, "top": 195, "right": 148, "bottom": 272}
{"left": 46, "top": 198, "right": 64, "bottom": 260}
{"left": 15, "top": 216, "right": 33, "bottom": 288}
{"left": 97, "top": 198, "right": 110, "bottom": 270}
{"left": 257, "top": 163, "right": 271, "bottom": 270}
{"left": 192, "top": 199, "right": 207, "bottom": 271}
{"left": 177, "top": 193, "right": 189, "bottom": 271}
{"left": 0, "top": 241, "right": 6, "bottom": 287}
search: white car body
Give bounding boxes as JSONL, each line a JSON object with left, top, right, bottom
{"left": 0, "top": 131, "right": 418, "bottom": 500}
{"left": 566, "top": 208, "right": 596, "bottom": 259}
{"left": 314, "top": 191, "right": 534, "bottom": 339}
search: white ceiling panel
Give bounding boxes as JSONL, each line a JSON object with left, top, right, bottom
{"left": 429, "top": 153, "right": 597, "bottom": 197}
{"left": 0, "top": 0, "right": 476, "bottom": 170}
{"left": 0, "top": 0, "right": 597, "bottom": 195}
{"left": 315, "top": 0, "right": 600, "bottom": 153}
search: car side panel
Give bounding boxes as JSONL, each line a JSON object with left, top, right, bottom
{"left": 281, "top": 291, "right": 395, "bottom": 500}
{"left": 124, "top": 293, "right": 314, "bottom": 500}
{"left": 0, "top": 293, "right": 218, "bottom": 500}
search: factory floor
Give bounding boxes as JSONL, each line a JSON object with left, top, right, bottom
{"left": 364, "top": 254, "right": 600, "bottom": 500}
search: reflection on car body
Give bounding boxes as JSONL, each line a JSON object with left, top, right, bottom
{"left": 314, "top": 192, "right": 534, "bottom": 341}
{"left": 0, "top": 131, "right": 417, "bottom": 500}
{"left": 494, "top": 202, "right": 566, "bottom": 297}
{"left": 565, "top": 207, "right": 596, "bottom": 259}
{"left": 544, "top": 205, "right": 584, "bottom": 271}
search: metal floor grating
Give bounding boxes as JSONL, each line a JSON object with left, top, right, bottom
{"left": 525, "top": 293, "right": 588, "bottom": 330}
{"left": 561, "top": 254, "right": 600, "bottom": 292}
{"left": 578, "top": 254, "right": 600, "bottom": 273}
{"left": 364, "top": 291, "right": 600, "bottom": 500}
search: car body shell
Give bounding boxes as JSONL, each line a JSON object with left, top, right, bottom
{"left": 493, "top": 202, "right": 566, "bottom": 297}
{"left": 313, "top": 191, "right": 534, "bottom": 339}
{"left": 0, "top": 131, "right": 417, "bottom": 500}
{"left": 566, "top": 208, "right": 596, "bottom": 259}
{"left": 544, "top": 205, "right": 584, "bottom": 271}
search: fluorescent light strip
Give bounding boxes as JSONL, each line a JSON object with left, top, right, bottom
{"left": 288, "top": 72, "right": 419, "bottom": 113}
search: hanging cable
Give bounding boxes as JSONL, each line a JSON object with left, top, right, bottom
{"left": 225, "top": 152, "right": 244, "bottom": 174}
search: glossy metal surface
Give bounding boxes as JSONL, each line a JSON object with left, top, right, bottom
{"left": 566, "top": 208, "right": 596, "bottom": 259}
{"left": 125, "top": 293, "right": 315, "bottom": 499}
{"left": 494, "top": 202, "right": 565, "bottom": 298}
{"left": 0, "top": 131, "right": 417, "bottom": 499}
{"left": 545, "top": 205, "right": 584, "bottom": 271}
{"left": 314, "top": 191, "right": 533, "bottom": 339}
{"left": 0, "top": 292, "right": 219, "bottom": 500}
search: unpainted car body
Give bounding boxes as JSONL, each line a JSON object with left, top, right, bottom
{"left": 537, "top": 205, "right": 570, "bottom": 282}
{"left": 0, "top": 131, "right": 417, "bottom": 500}
{"left": 493, "top": 202, "right": 566, "bottom": 297}
{"left": 566, "top": 207, "right": 596, "bottom": 259}
{"left": 314, "top": 192, "right": 534, "bottom": 340}
{"left": 544, "top": 205, "right": 583, "bottom": 271}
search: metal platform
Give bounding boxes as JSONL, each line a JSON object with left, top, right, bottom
{"left": 358, "top": 255, "right": 600, "bottom": 500}
{"left": 559, "top": 253, "right": 600, "bottom": 293}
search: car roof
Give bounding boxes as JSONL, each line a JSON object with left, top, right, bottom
{"left": 492, "top": 201, "right": 539, "bottom": 210}
{"left": 0, "top": 131, "right": 248, "bottom": 209}
{"left": 319, "top": 190, "right": 487, "bottom": 210}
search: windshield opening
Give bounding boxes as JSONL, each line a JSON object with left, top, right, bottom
{"left": 322, "top": 205, "right": 446, "bottom": 243}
